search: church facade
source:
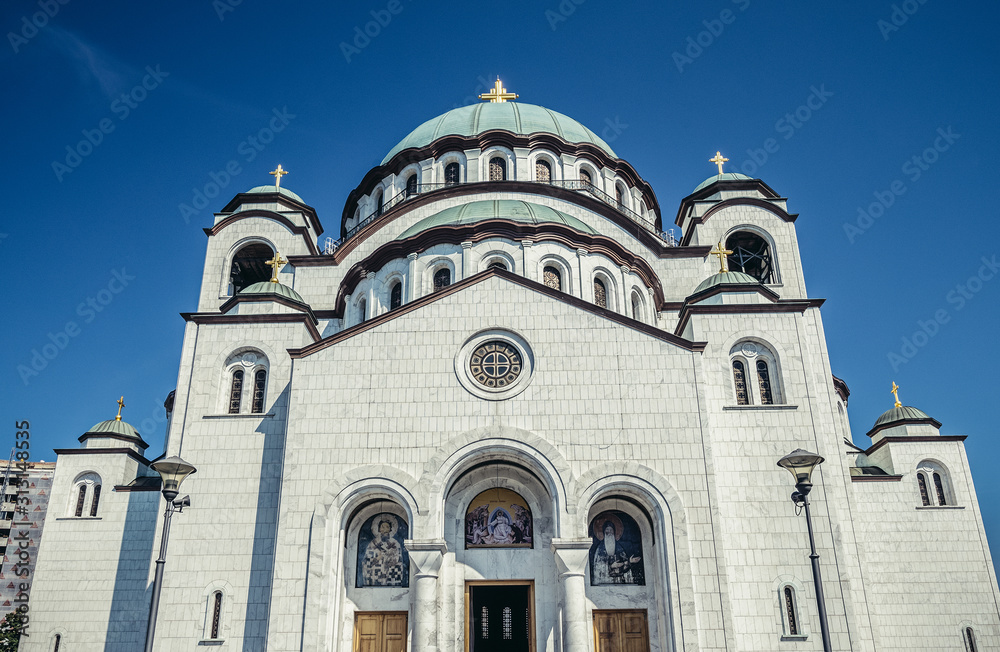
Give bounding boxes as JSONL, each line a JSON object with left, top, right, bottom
{"left": 25, "top": 88, "right": 1000, "bottom": 651}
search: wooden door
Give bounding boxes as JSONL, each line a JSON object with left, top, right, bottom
{"left": 593, "top": 610, "right": 649, "bottom": 652}
{"left": 354, "top": 612, "right": 407, "bottom": 652}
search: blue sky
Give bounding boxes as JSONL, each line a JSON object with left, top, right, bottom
{"left": 2, "top": 1, "right": 998, "bottom": 546}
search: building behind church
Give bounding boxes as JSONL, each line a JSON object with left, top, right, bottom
{"left": 24, "top": 86, "right": 1000, "bottom": 651}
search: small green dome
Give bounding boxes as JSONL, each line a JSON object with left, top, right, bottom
{"left": 382, "top": 102, "right": 617, "bottom": 165}
{"left": 692, "top": 271, "right": 759, "bottom": 294}
{"left": 873, "top": 405, "right": 933, "bottom": 429}
{"left": 240, "top": 281, "right": 307, "bottom": 304}
{"left": 86, "top": 418, "right": 142, "bottom": 439}
{"left": 397, "top": 200, "right": 598, "bottom": 240}
{"left": 693, "top": 172, "right": 753, "bottom": 193}
{"left": 245, "top": 185, "right": 305, "bottom": 204}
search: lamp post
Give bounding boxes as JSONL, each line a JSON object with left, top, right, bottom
{"left": 777, "top": 449, "right": 833, "bottom": 652}
{"left": 144, "top": 455, "right": 197, "bottom": 652}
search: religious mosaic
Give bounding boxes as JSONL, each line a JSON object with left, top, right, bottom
{"left": 465, "top": 488, "right": 533, "bottom": 548}
{"left": 356, "top": 512, "right": 409, "bottom": 587}
{"left": 589, "top": 510, "right": 645, "bottom": 585}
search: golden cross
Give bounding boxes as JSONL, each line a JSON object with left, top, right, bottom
{"left": 269, "top": 164, "right": 288, "bottom": 189}
{"left": 890, "top": 381, "right": 902, "bottom": 408}
{"left": 710, "top": 151, "right": 729, "bottom": 175}
{"left": 479, "top": 77, "right": 518, "bottom": 103}
{"left": 115, "top": 396, "right": 125, "bottom": 421}
{"left": 709, "top": 241, "right": 733, "bottom": 273}
{"left": 265, "top": 252, "right": 287, "bottom": 283}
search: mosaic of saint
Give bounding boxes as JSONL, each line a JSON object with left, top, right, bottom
{"left": 589, "top": 510, "right": 645, "bottom": 585}
{"left": 465, "top": 488, "right": 533, "bottom": 548}
{"left": 356, "top": 512, "right": 409, "bottom": 587}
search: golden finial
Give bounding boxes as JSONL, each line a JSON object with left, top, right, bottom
{"left": 479, "top": 77, "right": 518, "bottom": 103}
{"left": 265, "top": 252, "right": 287, "bottom": 283}
{"left": 709, "top": 241, "right": 733, "bottom": 273}
{"left": 710, "top": 151, "right": 729, "bottom": 175}
{"left": 890, "top": 381, "right": 902, "bottom": 408}
{"left": 269, "top": 164, "right": 288, "bottom": 189}
{"left": 115, "top": 396, "right": 125, "bottom": 421}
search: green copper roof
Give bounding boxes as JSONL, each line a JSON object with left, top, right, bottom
{"left": 382, "top": 102, "right": 617, "bottom": 165}
{"left": 86, "top": 419, "right": 142, "bottom": 440}
{"left": 245, "top": 185, "right": 305, "bottom": 204}
{"left": 693, "top": 172, "right": 753, "bottom": 193}
{"left": 692, "top": 271, "right": 759, "bottom": 294}
{"left": 397, "top": 200, "right": 598, "bottom": 240}
{"left": 239, "top": 281, "right": 307, "bottom": 304}
{"left": 873, "top": 405, "right": 933, "bottom": 428}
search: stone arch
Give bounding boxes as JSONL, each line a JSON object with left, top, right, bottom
{"left": 223, "top": 237, "right": 276, "bottom": 296}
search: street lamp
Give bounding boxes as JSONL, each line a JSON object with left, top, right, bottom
{"left": 777, "top": 449, "right": 832, "bottom": 652}
{"left": 144, "top": 455, "right": 197, "bottom": 652}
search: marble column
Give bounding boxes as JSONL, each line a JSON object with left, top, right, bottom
{"left": 576, "top": 249, "right": 588, "bottom": 300}
{"left": 407, "top": 253, "right": 419, "bottom": 301}
{"left": 461, "top": 241, "right": 474, "bottom": 280}
{"left": 552, "top": 538, "right": 593, "bottom": 652}
{"left": 405, "top": 539, "right": 447, "bottom": 652}
{"left": 521, "top": 240, "right": 534, "bottom": 279}
{"left": 366, "top": 272, "right": 377, "bottom": 317}
{"left": 619, "top": 265, "right": 631, "bottom": 316}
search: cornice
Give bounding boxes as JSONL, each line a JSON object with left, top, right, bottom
{"left": 204, "top": 209, "right": 321, "bottom": 255}
{"left": 863, "top": 435, "right": 965, "bottom": 455}
{"left": 53, "top": 447, "right": 151, "bottom": 466}
{"left": 181, "top": 311, "right": 322, "bottom": 342}
{"left": 674, "top": 298, "right": 825, "bottom": 336}
{"left": 865, "top": 417, "right": 945, "bottom": 440}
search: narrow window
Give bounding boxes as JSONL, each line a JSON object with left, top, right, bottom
{"left": 390, "top": 282, "right": 402, "bottom": 310}
{"left": 502, "top": 606, "right": 512, "bottom": 640}
{"left": 733, "top": 361, "right": 749, "bottom": 405}
{"left": 228, "top": 369, "right": 244, "bottom": 414}
{"left": 579, "top": 168, "right": 592, "bottom": 185}
{"left": 535, "top": 160, "right": 551, "bottom": 182}
{"left": 543, "top": 266, "right": 561, "bottom": 291}
{"left": 74, "top": 485, "right": 87, "bottom": 517}
{"left": 918, "top": 473, "right": 930, "bottom": 506}
{"left": 631, "top": 293, "right": 642, "bottom": 321}
{"left": 784, "top": 587, "right": 798, "bottom": 635}
{"left": 593, "top": 278, "right": 608, "bottom": 308}
{"left": 251, "top": 370, "right": 267, "bottom": 414}
{"left": 53, "top": 634, "right": 61, "bottom": 652}
{"left": 405, "top": 174, "right": 417, "bottom": 197}
{"left": 757, "top": 360, "right": 774, "bottom": 405}
{"left": 481, "top": 606, "right": 489, "bottom": 639}
{"left": 211, "top": 591, "right": 223, "bottom": 639}
{"left": 89, "top": 485, "right": 101, "bottom": 517}
{"left": 358, "top": 298, "right": 367, "bottom": 323}
{"left": 615, "top": 184, "right": 625, "bottom": 206}
{"left": 489, "top": 157, "right": 507, "bottom": 181}
{"left": 966, "top": 627, "right": 977, "bottom": 652}
{"left": 434, "top": 268, "right": 451, "bottom": 292}
{"left": 445, "top": 162, "right": 461, "bottom": 185}
{"left": 375, "top": 191, "right": 384, "bottom": 216}
{"left": 933, "top": 473, "right": 947, "bottom": 506}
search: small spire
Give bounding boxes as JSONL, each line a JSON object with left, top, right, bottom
{"left": 265, "top": 252, "right": 287, "bottom": 283}
{"left": 890, "top": 381, "right": 902, "bottom": 408}
{"left": 115, "top": 396, "right": 125, "bottom": 421}
{"left": 269, "top": 164, "right": 288, "bottom": 189}
{"left": 710, "top": 151, "right": 729, "bottom": 175}
{"left": 479, "top": 77, "right": 518, "bottom": 103}
{"left": 709, "top": 241, "right": 733, "bottom": 273}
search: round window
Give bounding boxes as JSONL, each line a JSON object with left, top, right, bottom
{"left": 455, "top": 330, "right": 534, "bottom": 400}
{"left": 469, "top": 341, "right": 522, "bottom": 388}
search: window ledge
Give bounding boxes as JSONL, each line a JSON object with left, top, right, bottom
{"left": 723, "top": 404, "right": 798, "bottom": 411}
{"left": 202, "top": 413, "right": 274, "bottom": 419}
{"left": 55, "top": 517, "right": 102, "bottom": 521}
{"left": 198, "top": 640, "right": 225, "bottom": 646}
{"left": 780, "top": 634, "right": 808, "bottom": 641}
{"left": 916, "top": 505, "right": 964, "bottom": 510}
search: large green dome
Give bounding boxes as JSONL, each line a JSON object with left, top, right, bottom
{"left": 382, "top": 102, "right": 617, "bottom": 165}
{"left": 397, "top": 200, "right": 598, "bottom": 240}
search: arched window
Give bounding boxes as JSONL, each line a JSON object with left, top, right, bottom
{"left": 358, "top": 298, "right": 367, "bottom": 323}
{"left": 488, "top": 261, "right": 507, "bottom": 271}
{"left": 756, "top": 360, "right": 774, "bottom": 405}
{"left": 210, "top": 591, "right": 223, "bottom": 639}
{"left": 916, "top": 461, "right": 953, "bottom": 506}
{"left": 615, "top": 183, "right": 625, "bottom": 207}
{"left": 251, "top": 369, "right": 267, "bottom": 414}
{"left": 434, "top": 268, "right": 451, "bottom": 291}
{"left": 53, "top": 634, "right": 61, "bottom": 651}
{"left": 375, "top": 191, "right": 384, "bottom": 216}
{"left": 917, "top": 473, "right": 930, "bottom": 506}
{"left": 630, "top": 291, "right": 643, "bottom": 321}
{"left": 726, "top": 231, "right": 776, "bottom": 284}
{"left": 228, "top": 369, "right": 244, "bottom": 414}
{"left": 71, "top": 473, "right": 101, "bottom": 518}
{"left": 933, "top": 473, "right": 947, "bottom": 505}
{"left": 405, "top": 174, "right": 418, "bottom": 197}
{"left": 535, "top": 160, "right": 551, "bottom": 183}
{"left": 783, "top": 587, "right": 799, "bottom": 636}
{"left": 543, "top": 266, "right": 561, "bottom": 291}
{"left": 390, "top": 281, "right": 402, "bottom": 310}
{"left": 732, "top": 361, "right": 749, "bottom": 405}
{"left": 965, "top": 627, "right": 978, "bottom": 652}
{"left": 229, "top": 243, "right": 273, "bottom": 295}
{"left": 593, "top": 278, "right": 608, "bottom": 308}
{"left": 74, "top": 485, "right": 87, "bottom": 517}
{"left": 445, "top": 162, "right": 461, "bottom": 185}
{"left": 89, "top": 484, "right": 102, "bottom": 517}
{"left": 579, "top": 168, "right": 593, "bottom": 186}
{"left": 489, "top": 157, "right": 507, "bottom": 181}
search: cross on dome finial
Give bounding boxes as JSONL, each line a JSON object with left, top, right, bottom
{"left": 269, "top": 164, "right": 288, "bottom": 189}
{"left": 890, "top": 381, "right": 902, "bottom": 408}
{"left": 709, "top": 241, "right": 733, "bottom": 273}
{"left": 479, "top": 77, "right": 518, "bottom": 103}
{"left": 265, "top": 252, "right": 287, "bottom": 283}
{"left": 710, "top": 151, "right": 729, "bottom": 175}
{"left": 115, "top": 396, "right": 125, "bottom": 421}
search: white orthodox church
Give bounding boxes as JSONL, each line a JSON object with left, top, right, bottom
{"left": 26, "top": 82, "right": 1000, "bottom": 652}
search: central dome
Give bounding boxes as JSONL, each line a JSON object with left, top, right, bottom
{"left": 397, "top": 200, "right": 598, "bottom": 239}
{"left": 382, "top": 102, "right": 617, "bottom": 165}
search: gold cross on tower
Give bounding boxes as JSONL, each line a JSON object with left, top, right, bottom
{"left": 710, "top": 151, "right": 729, "bottom": 175}
{"left": 479, "top": 77, "right": 518, "bottom": 103}
{"left": 115, "top": 396, "right": 126, "bottom": 421}
{"left": 890, "top": 381, "right": 902, "bottom": 408}
{"left": 265, "top": 252, "right": 287, "bottom": 283}
{"left": 709, "top": 241, "right": 733, "bottom": 273}
{"left": 269, "top": 164, "right": 288, "bottom": 189}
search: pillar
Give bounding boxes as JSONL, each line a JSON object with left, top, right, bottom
{"left": 576, "top": 249, "right": 588, "bottom": 301}
{"left": 461, "top": 241, "right": 474, "bottom": 280}
{"left": 405, "top": 539, "right": 447, "bottom": 652}
{"left": 552, "top": 538, "right": 592, "bottom": 652}
{"left": 407, "top": 253, "right": 419, "bottom": 301}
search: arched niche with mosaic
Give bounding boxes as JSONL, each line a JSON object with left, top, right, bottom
{"left": 588, "top": 510, "right": 645, "bottom": 585}
{"left": 356, "top": 512, "right": 410, "bottom": 588}
{"left": 465, "top": 488, "right": 533, "bottom": 548}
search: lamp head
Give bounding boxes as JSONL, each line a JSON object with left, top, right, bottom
{"left": 777, "top": 448, "right": 825, "bottom": 493}
{"left": 150, "top": 455, "right": 197, "bottom": 503}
